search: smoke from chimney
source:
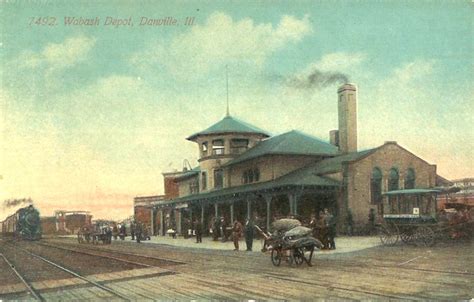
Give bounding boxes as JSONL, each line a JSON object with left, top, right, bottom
{"left": 270, "top": 68, "right": 350, "bottom": 90}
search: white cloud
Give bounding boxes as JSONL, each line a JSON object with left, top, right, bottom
{"left": 391, "top": 59, "right": 435, "bottom": 84}
{"left": 17, "top": 35, "right": 96, "bottom": 71}
{"left": 131, "top": 12, "right": 312, "bottom": 79}
{"left": 357, "top": 59, "right": 474, "bottom": 178}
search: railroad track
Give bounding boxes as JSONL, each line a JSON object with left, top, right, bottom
{"left": 0, "top": 252, "right": 43, "bottom": 301}
{"left": 43, "top": 239, "right": 473, "bottom": 298}
{"left": 38, "top": 241, "right": 185, "bottom": 266}
{"left": 5, "top": 239, "right": 470, "bottom": 300}
{"left": 1, "top": 241, "right": 131, "bottom": 301}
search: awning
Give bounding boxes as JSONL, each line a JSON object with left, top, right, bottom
{"left": 383, "top": 188, "right": 441, "bottom": 196}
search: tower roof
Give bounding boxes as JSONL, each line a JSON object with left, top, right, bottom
{"left": 186, "top": 115, "right": 270, "bottom": 141}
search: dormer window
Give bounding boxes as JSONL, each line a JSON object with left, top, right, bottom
{"left": 202, "top": 142, "right": 208, "bottom": 156}
{"left": 230, "top": 139, "right": 249, "bottom": 154}
{"left": 212, "top": 139, "right": 224, "bottom": 155}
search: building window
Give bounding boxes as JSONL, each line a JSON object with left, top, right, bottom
{"left": 214, "top": 169, "right": 223, "bottom": 189}
{"left": 242, "top": 168, "right": 260, "bottom": 184}
{"left": 189, "top": 179, "right": 199, "bottom": 194}
{"left": 388, "top": 168, "right": 399, "bottom": 191}
{"left": 201, "top": 142, "right": 208, "bottom": 156}
{"left": 254, "top": 168, "right": 260, "bottom": 182}
{"left": 370, "top": 167, "right": 382, "bottom": 204}
{"left": 405, "top": 168, "right": 415, "bottom": 189}
{"left": 230, "top": 139, "right": 249, "bottom": 154}
{"left": 212, "top": 139, "right": 225, "bottom": 155}
{"left": 201, "top": 172, "right": 207, "bottom": 190}
{"left": 242, "top": 171, "right": 248, "bottom": 184}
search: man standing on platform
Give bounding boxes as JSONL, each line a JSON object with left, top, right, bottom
{"left": 232, "top": 219, "right": 243, "bottom": 251}
{"left": 135, "top": 222, "right": 143, "bottom": 243}
{"left": 194, "top": 218, "right": 203, "bottom": 243}
{"left": 244, "top": 217, "right": 255, "bottom": 251}
{"left": 325, "top": 208, "right": 337, "bottom": 250}
{"left": 220, "top": 217, "right": 227, "bottom": 242}
{"left": 130, "top": 221, "right": 136, "bottom": 241}
{"left": 212, "top": 217, "right": 220, "bottom": 241}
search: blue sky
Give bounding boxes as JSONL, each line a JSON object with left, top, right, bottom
{"left": 1, "top": 0, "right": 472, "bottom": 220}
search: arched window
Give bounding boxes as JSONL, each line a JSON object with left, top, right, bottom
{"left": 214, "top": 169, "right": 223, "bottom": 189}
{"left": 388, "top": 168, "right": 399, "bottom": 191}
{"left": 242, "top": 168, "right": 260, "bottom": 184}
{"left": 405, "top": 168, "right": 415, "bottom": 189}
{"left": 254, "top": 168, "right": 260, "bottom": 182}
{"left": 371, "top": 167, "right": 383, "bottom": 204}
{"left": 242, "top": 171, "right": 248, "bottom": 184}
{"left": 248, "top": 169, "right": 254, "bottom": 183}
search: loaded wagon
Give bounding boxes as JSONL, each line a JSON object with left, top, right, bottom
{"left": 258, "top": 218, "right": 322, "bottom": 267}
{"left": 378, "top": 189, "right": 473, "bottom": 247}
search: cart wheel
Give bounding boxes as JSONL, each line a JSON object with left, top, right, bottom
{"left": 271, "top": 249, "right": 282, "bottom": 266}
{"left": 378, "top": 223, "right": 399, "bottom": 246}
{"left": 293, "top": 248, "right": 305, "bottom": 266}
{"left": 400, "top": 229, "right": 415, "bottom": 244}
{"left": 414, "top": 226, "right": 436, "bottom": 247}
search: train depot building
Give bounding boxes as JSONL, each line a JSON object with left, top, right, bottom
{"left": 136, "top": 84, "right": 447, "bottom": 236}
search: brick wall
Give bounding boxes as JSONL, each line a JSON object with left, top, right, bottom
{"left": 164, "top": 176, "right": 180, "bottom": 199}
{"left": 40, "top": 217, "right": 57, "bottom": 234}
{"left": 346, "top": 143, "right": 436, "bottom": 226}
{"left": 134, "top": 206, "right": 152, "bottom": 227}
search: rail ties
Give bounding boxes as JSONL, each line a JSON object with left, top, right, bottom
{"left": 0, "top": 253, "right": 44, "bottom": 301}
{"left": 38, "top": 241, "right": 185, "bottom": 267}
{"left": 6, "top": 242, "right": 132, "bottom": 301}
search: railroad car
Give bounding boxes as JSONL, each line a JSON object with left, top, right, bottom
{"left": 1, "top": 205, "right": 42, "bottom": 240}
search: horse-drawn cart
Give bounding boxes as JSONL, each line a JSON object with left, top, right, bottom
{"left": 77, "top": 225, "right": 112, "bottom": 245}
{"left": 258, "top": 219, "right": 322, "bottom": 267}
{"left": 378, "top": 189, "right": 473, "bottom": 247}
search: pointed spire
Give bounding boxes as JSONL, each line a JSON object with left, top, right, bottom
{"left": 226, "top": 65, "right": 230, "bottom": 117}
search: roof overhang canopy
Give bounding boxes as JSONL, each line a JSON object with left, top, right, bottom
{"left": 383, "top": 188, "right": 441, "bottom": 196}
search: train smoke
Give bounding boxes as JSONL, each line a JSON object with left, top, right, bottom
{"left": 270, "top": 68, "right": 350, "bottom": 90}
{"left": 3, "top": 198, "right": 33, "bottom": 208}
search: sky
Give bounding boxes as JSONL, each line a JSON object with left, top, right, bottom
{"left": 0, "top": 0, "right": 473, "bottom": 221}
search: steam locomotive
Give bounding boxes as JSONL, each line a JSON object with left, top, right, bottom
{"left": 1, "top": 205, "right": 42, "bottom": 240}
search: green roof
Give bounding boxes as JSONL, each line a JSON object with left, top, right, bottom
{"left": 187, "top": 115, "right": 269, "bottom": 141}
{"left": 173, "top": 166, "right": 201, "bottom": 181}
{"left": 225, "top": 130, "right": 340, "bottom": 166}
{"left": 383, "top": 189, "right": 441, "bottom": 195}
{"left": 310, "top": 148, "right": 378, "bottom": 174}
{"left": 273, "top": 165, "right": 341, "bottom": 187}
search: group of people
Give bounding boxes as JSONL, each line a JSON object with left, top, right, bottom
{"left": 309, "top": 208, "right": 337, "bottom": 250}
{"left": 130, "top": 222, "right": 151, "bottom": 243}
{"left": 209, "top": 216, "right": 230, "bottom": 242}
{"left": 231, "top": 218, "right": 256, "bottom": 251}
{"left": 207, "top": 216, "right": 257, "bottom": 251}
{"left": 111, "top": 224, "right": 127, "bottom": 240}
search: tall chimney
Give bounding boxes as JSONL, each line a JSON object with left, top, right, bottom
{"left": 329, "top": 130, "right": 339, "bottom": 147}
{"left": 337, "top": 83, "right": 357, "bottom": 153}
